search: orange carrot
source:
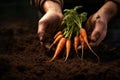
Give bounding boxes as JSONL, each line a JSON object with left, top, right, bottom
{"left": 74, "top": 36, "right": 80, "bottom": 53}
{"left": 49, "top": 37, "right": 67, "bottom": 62}
{"left": 54, "top": 31, "right": 62, "bottom": 39}
{"left": 79, "top": 35, "right": 84, "bottom": 61}
{"left": 80, "top": 28, "right": 100, "bottom": 62}
{"left": 65, "top": 39, "right": 71, "bottom": 61}
{"left": 49, "top": 34, "right": 63, "bottom": 49}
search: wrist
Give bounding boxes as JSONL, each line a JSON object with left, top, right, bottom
{"left": 44, "top": 1, "right": 62, "bottom": 13}
{"left": 43, "top": 0, "right": 62, "bottom": 13}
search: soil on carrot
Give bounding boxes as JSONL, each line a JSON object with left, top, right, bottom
{"left": 0, "top": 7, "right": 120, "bottom": 80}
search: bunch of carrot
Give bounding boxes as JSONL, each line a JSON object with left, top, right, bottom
{"left": 49, "top": 6, "right": 100, "bottom": 62}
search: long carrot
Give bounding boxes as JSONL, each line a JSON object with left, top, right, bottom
{"left": 49, "top": 37, "right": 67, "bottom": 62}
{"left": 74, "top": 36, "right": 80, "bottom": 53}
{"left": 49, "top": 34, "right": 63, "bottom": 49}
{"left": 79, "top": 35, "right": 84, "bottom": 61}
{"left": 64, "top": 39, "right": 71, "bottom": 61}
{"left": 54, "top": 31, "right": 62, "bottom": 39}
{"left": 80, "top": 28, "right": 100, "bottom": 62}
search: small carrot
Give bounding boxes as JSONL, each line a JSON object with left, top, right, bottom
{"left": 80, "top": 28, "right": 100, "bottom": 62}
{"left": 74, "top": 36, "right": 80, "bottom": 53}
{"left": 65, "top": 39, "right": 71, "bottom": 61}
{"left": 49, "top": 34, "right": 63, "bottom": 49}
{"left": 54, "top": 31, "right": 62, "bottom": 39}
{"left": 49, "top": 37, "right": 67, "bottom": 62}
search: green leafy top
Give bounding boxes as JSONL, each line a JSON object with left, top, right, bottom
{"left": 61, "top": 6, "right": 87, "bottom": 39}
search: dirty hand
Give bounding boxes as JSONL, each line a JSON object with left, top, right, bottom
{"left": 86, "top": 1, "right": 118, "bottom": 46}
{"left": 38, "top": 10, "right": 63, "bottom": 46}
{"left": 86, "top": 14, "right": 107, "bottom": 46}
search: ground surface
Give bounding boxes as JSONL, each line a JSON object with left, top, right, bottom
{"left": 0, "top": 3, "right": 120, "bottom": 80}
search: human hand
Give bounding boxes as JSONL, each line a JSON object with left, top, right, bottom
{"left": 85, "top": 1, "right": 118, "bottom": 47}
{"left": 85, "top": 13, "right": 107, "bottom": 46}
{"left": 38, "top": 10, "right": 63, "bottom": 47}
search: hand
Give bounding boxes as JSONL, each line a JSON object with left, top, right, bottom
{"left": 86, "top": 13, "right": 107, "bottom": 46}
{"left": 85, "top": 1, "right": 118, "bottom": 46}
{"left": 38, "top": 10, "right": 63, "bottom": 47}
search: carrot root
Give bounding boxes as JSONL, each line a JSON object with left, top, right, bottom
{"left": 85, "top": 40, "right": 100, "bottom": 63}
{"left": 49, "top": 38, "right": 66, "bottom": 62}
{"left": 64, "top": 39, "right": 71, "bottom": 61}
{"left": 80, "top": 28, "right": 100, "bottom": 63}
{"left": 49, "top": 34, "right": 63, "bottom": 50}
{"left": 79, "top": 35, "right": 84, "bottom": 61}
{"left": 74, "top": 36, "right": 80, "bottom": 54}
{"left": 54, "top": 31, "right": 62, "bottom": 39}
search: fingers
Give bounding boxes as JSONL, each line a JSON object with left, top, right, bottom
{"left": 38, "top": 32, "right": 45, "bottom": 46}
{"left": 37, "top": 18, "right": 58, "bottom": 48}
{"left": 91, "top": 19, "right": 104, "bottom": 41}
{"left": 38, "top": 17, "right": 50, "bottom": 46}
{"left": 85, "top": 14, "right": 97, "bottom": 38}
{"left": 90, "top": 30, "right": 107, "bottom": 46}
{"left": 90, "top": 19, "right": 107, "bottom": 46}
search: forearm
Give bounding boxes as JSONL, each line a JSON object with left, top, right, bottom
{"left": 97, "top": 1, "right": 118, "bottom": 22}
{"left": 30, "top": 0, "right": 63, "bottom": 13}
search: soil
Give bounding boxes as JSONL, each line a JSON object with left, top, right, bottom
{"left": 0, "top": 4, "right": 120, "bottom": 80}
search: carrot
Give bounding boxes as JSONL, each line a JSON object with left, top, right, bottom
{"left": 49, "top": 37, "right": 67, "bottom": 62}
{"left": 80, "top": 28, "right": 100, "bottom": 62}
{"left": 64, "top": 39, "right": 71, "bottom": 61}
{"left": 74, "top": 36, "right": 80, "bottom": 53}
{"left": 54, "top": 31, "right": 62, "bottom": 39}
{"left": 79, "top": 35, "right": 84, "bottom": 61}
{"left": 49, "top": 34, "right": 63, "bottom": 49}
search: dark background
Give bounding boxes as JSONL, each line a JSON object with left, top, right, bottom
{"left": 0, "top": 1, "right": 120, "bottom": 80}
{"left": 0, "top": 0, "right": 38, "bottom": 20}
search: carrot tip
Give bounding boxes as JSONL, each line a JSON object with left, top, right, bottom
{"left": 64, "top": 55, "right": 69, "bottom": 62}
{"left": 49, "top": 57, "right": 55, "bottom": 62}
{"left": 49, "top": 44, "right": 54, "bottom": 50}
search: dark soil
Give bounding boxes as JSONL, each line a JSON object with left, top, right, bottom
{"left": 0, "top": 3, "right": 120, "bottom": 80}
